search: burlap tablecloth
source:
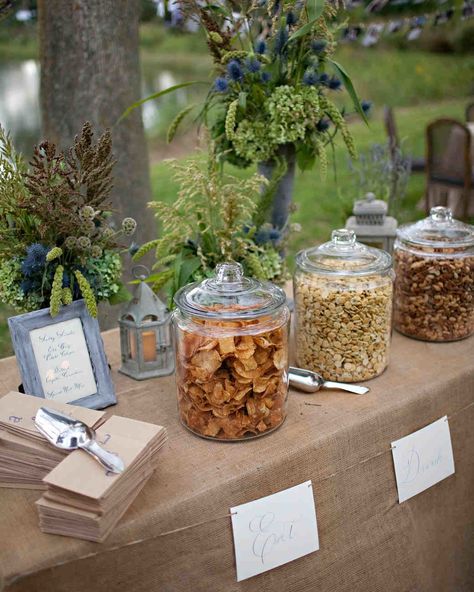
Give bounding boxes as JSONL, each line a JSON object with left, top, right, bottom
{"left": 0, "top": 329, "right": 473, "bottom": 592}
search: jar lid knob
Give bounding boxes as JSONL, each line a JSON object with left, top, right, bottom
{"left": 331, "top": 228, "right": 356, "bottom": 247}
{"left": 430, "top": 206, "right": 453, "bottom": 223}
{"left": 214, "top": 262, "right": 244, "bottom": 285}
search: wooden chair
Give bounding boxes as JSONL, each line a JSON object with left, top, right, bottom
{"left": 383, "top": 106, "right": 425, "bottom": 172}
{"left": 466, "top": 102, "right": 474, "bottom": 123}
{"left": 425, "top": 118, "right": 473, "bottom": 220}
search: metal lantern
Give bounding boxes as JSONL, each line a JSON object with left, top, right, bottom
{"left": 118, "top": 267, "right": 174, "bottom": 380}
{"left": 345, "top": 192, "right": 398, "bottom": 253}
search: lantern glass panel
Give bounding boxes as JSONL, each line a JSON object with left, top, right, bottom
{"left": 140, "top": 326, "right": 157, "bottom": 362}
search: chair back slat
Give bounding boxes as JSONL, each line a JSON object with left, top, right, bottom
{"left": 426, "top": 119, "right": 471, "bottom": 184}
{"left": 466, "top": 102, "right": 474, "bottom": 123}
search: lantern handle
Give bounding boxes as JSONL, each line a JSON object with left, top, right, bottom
{"left": 132, "top": 265, "right": 150, "bottom": 281}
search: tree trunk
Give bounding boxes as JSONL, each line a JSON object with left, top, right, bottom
{"left": 38, "top": 0, "right": 154, "bottom": 328}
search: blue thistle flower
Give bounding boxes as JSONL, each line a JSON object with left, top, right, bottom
{"left": 303, "top": 69, "right": 318, "bottom": 86}
{"left": 269, "top": 228, "right": 281, "bottom": 241}
{"left": 274, "top": 28, "right": 288, "bottom": 55}
{"left": 319, "top": 73, "right": 329, "bottom": 85}
{"left": 20, "top": 278, "right": 34, "bottom": 294}
{"left": 21, "top": 243, "right": 48, "bottom": 277}
{"left": 227, "top": 60, "right": 244, "bottom": 82}
{"left": 328, "top": 76, "right": 342, "bottom": 90}
{"left": 62, "top": 272, "right": 71, "bottom": 288}
{"left": 286, "top": 11, "right": 297, "bottom": 25}
{"left": 317, "top": 118, "right": 331, "bottom": 132}
{"left": 261, "top": 71, "right": 271, "bottom": 83}
{"left": 214, "top": 77, "right": 229, "bottom": 92}
{"left": 311, "top": 39, "right": 327, "bottom": 53}
{"left": 254, "top": 229, "right": 270, "bottom": 245}
{"left": 245, "top": 56, "right": 261, "bottom": 73}
{"left": 255, "top": 40, "right": 266, "bottom": 55}
{"left": 128, "top": 242, "right": 140, "bottom": 257}
{"left": 361, "top": 100, "right": 373, "bottom": 114}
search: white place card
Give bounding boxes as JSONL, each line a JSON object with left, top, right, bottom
{"left": 30, "top": 318, "right": 97, "bottom": 404}
{"left": 391, "top": 416, "right": 455, "bottom": 504}
{"left": 230, "top": 480, "right": 319, "bottom": 581}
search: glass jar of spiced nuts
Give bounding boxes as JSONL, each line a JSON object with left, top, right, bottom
{"left": 393, "top": 207, "right": 474, "bottom": 342}
{"left": 172, "top": 262, "right": 290, "bottom": 440}
{"left": 294, "top": 229, "right": 394, "bottom": 383}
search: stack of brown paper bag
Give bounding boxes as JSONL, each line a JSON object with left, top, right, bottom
{"left": 0, "top": 391, "right": 105, "bottom": 489}
{"left": 37, "top": 415, "right": 167, "bottom": 542}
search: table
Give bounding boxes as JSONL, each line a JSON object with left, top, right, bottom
{"left": 1, "top": 329, "right": 473, "bottom": 592}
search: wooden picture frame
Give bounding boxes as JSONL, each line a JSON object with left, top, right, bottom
{"left": 8, "top": 300, "right": 116, "bottom": 409}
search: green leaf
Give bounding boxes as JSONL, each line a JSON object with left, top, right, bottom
{"left": 117, "top": 82, "right": 206, "bottom": 124}
{"left": 108, "top": 283, "right": 132, "bottom": 305}
{"left": 178, "top": 255, "right": 202, "bottom": 288}
{"left": 238, "top": 92, "right": 247, "bottom": 111}
{"left": 329, "top": 60, "right": 369, "bottom": 126}
{"left": 288, "top": 0, "right": 325, "bottom": 42}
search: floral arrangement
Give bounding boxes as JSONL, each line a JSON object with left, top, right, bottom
{"left": 0, "top": 123, "right": 136, "bottom": 318}
{"left": 133, "top": 148, "right": 295, "bottom": 305}
{"left": 348, "top": 142, "right": 411, "bottom": 216}
{"left": 167, "top": 0, "right": 368, "bottom": 173}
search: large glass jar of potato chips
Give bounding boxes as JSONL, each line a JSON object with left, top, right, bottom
{"left": 294, "top": 229, "right": 393, "bottom": 383}
{"left": 393, "top": 207, "right": 474, "bottom": 342}
{"left": 173, "top": 262, "right": 290, "bottom": 441}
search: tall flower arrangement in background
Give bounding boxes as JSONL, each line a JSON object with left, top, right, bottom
{"left": 164, "top": 0, "right": 369, "bottom": 229}
{"left": 0, "top": 123, "right": 136, "bottom": 317}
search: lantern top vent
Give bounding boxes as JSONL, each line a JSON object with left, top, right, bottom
{"left": 121, "top": 266, "right": 167, "bottom": 324}
{"left": 353, "top": 192, "right": 387, "bottom": 225}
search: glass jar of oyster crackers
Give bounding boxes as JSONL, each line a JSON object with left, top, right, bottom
{"left": 294, "top": 229, "right": 393, "bottom": 383}
{"left": 393, "top": 207, "right": 474, "bottom": 342}
{"left": 173, "top": 262, "right": 290, "bottom": 440}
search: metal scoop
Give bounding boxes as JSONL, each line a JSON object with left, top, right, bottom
{"left": 35, "top": 407, "right": 125, "bottom": 474}
{"left": 289, "top": 367, "right": 369, "bottom": 395}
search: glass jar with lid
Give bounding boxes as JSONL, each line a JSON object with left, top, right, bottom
{"left": 393, "top": 206, "right": 474, "bottom": 342}
{"left": 294, "top": 229, "right": 393, "bottom": 383}
{"left": 173, "top": 262, "right": 290, "bottom": 440}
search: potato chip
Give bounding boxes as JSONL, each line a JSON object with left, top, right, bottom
{"left": 191, "top": 349, "right": 221, "bottom": 376}
{"left": 273, "top": 349, "right": 287, "bottom": 370}
{"left": 218, "top": 337, "right": 235, "bottom": 356}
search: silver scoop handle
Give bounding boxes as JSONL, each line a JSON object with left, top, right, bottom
{"left": 289, "top": 367, "right": 369, "bottom": 395}
{"left": 80, "top": 440, "right": 125, "bottom": 474}
{"left": 322, "top": 381, "right": 369, "bottom": 395}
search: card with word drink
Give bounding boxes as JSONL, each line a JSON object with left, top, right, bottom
{"left": 230, "top": 480, "right": 319, "bottom": 581}
{"left": 391, "top": 416, "right": 455, "bottom": 503}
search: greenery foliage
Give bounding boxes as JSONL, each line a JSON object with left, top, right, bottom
{"left": 134, "top": 147, "right": 296, "bottom": 306}
{"left": 0, "top": 123, "right": 135, "bottom": 317}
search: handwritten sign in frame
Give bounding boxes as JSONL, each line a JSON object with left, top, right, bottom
{"left": 8, "top": 300, "right": 116, "bottom": 409}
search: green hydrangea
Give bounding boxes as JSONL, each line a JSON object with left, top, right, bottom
{"left": 266, "top": 85, "right": 320, "bottom": 145}
{"left": 0, "top": 259, "right": 43, "bottom": 312}
{"left": 85, "top": 250, "right": 122, "bottom": 302}
{"left": 242, "top": 246, "right": 284, "bottom": 282}
{"left": 233, "top": 119, "right": 276, "bottom": 162}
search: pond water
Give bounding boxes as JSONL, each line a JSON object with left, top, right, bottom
{"left": 0, "top": 59, "right": 196, "bottom": 155}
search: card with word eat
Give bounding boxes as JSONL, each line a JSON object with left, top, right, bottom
{"left": 230, "top": 480, "right": 319, "bottom": 581}
{"left": 391, "top": 416, "right": 455, "bottom": 503}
